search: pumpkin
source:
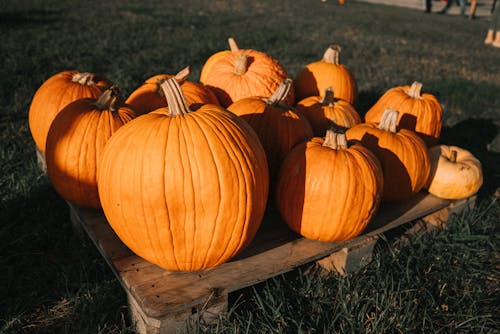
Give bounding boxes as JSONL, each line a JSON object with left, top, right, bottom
{"left": 276, "top": 130, "right": 383, "bottom": 242}
{"left": 29, "top": 71, "right": 111, "bottom": 153}
{"left": 126, "top": 67, "right": 219, "bottom": 115}
{"left": 199, "top": 37, "right": 293, "bottom": 107}
{"left": 364, "top": 81, "right": 442, "bottom": 146}
{"left": 294, "top": 45, "right": 357, "bottom": 104}
{"left": 295, "top": 87, "right": 361, "bottom": 137}
{"left": 227, "top": 79, "right": 313, "bottom": 182}
{"left": 46, "top": 86, "right": 135, "bottom": 208}
{"left": 425, "top": 145, "right": 483, "bottom": 199}
{"left": 346, "top": 108, "right": 431, "bottom": 202}
{"left": 98, "top": 78, "right": 269, "bottom": 271}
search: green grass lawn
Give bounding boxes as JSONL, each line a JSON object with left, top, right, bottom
{"left": 0, "top": 0, "right": 499, "bottom": 333}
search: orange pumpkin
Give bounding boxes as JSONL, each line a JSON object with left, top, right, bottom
{"left": 276, "top": 130, "right": 383, "bottom": 242}
{"left": 98, "top": 78, "right": 269, "bottom": 271}
{"left": 295, "top": 87, "right": 361, "bottom": 137}
{"left": 200, "top": 37, "right": 293, "bottom": 107}
{"left": 227, "top": 79, "right": 313, "bottom": 182}
{"left": 364, "top": 81, "right": 442, "bottom": 146}
{"left": 46, "top": 87, "right": 135, "bottom": 208}
{"left": 425, "top": 145, "right": 483, "bottom": 199}
{"left": 29, "top": 71, "right": 111, "bottom": 153}
{"left": 294, "top": 45, "right": 357, "bottom": 104}
{"left": 126, "top": 67, "right": 219, "bottom": 115}
{"left": 346, "top": 108, "right": 431, "bottom": 202}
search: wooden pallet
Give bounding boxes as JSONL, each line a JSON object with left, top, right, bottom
{"left": 66, "top": 192, "right": 476, "bottom": 334}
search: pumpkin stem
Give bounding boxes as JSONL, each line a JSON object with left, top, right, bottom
{"left": 228, "top": 37, "right": 240, "bottom": 52}
{"left": 323, "top": 129, "right": 348, "bottom": 150}
{"left": 407, "top": 81, "right": 423, "bottom": 99}
{"left": 450, "top": 150, "right": 458, "bottom": 163}
{"left": 93, "top": 85, "right": 123, "bottom": 112}
{"left": 322, "top": 87, "right": 336, "bottom": 106}
{"left": 72, "top": 72, "right": 95, "bottom": 85}
{"left": 233, "top": 54, "right": 248, "bottom": 75}
{"left": 322, "top": 45, "right": 341, "bottom": 64}
{"left": 378, "top": 108, "right": 399, "bottom": 133}
{"left": 263, "top": 79, "right": 292, "bottom": 106}
{"left": 174, "top": 66, "right": 191, "bottom": 83}
{"left": 160, "top": 78, "right": 191, "bottom": 116}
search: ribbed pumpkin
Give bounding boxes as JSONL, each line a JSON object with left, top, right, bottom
{"left": 294, "top": 45, "right": 357, "bottom": 104}
{"left": 98, "top": 78, "right": 269, "bottom": 271}
{"left": 346, "top": 108, "right": 431, "bottom": 202}
{"left": 276, "top": 130, "right": 383, "bottom": 242}
{"left": 227, "top": 79, "right": 313, "bottom": 181}
{"left": 364, "top": 81, "right": 442, "bottom": 146}
{"left": 126, "top": 67, "right": 219, "bottom": 115}
{"left": 200, "top": 37, "right": 293, "bottom": 107}
{"left": 295, "top": 87, "right": 361, "bottom": 137}
{"left": 29, "top": 71, "right": 111, "bottom": 153}
{"left": 46, "top": 87, "right": 135, "bottom": 208}
{"left": 425, "top": 145, "right": 483, "bottom": 199}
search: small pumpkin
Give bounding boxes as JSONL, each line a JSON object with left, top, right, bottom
{"left": 425, "top": 145, "right": 483, "bottom": 199}
{"left": 46, "top": 86, "right": 135, "bottom": 208}
{"left": 346, "top": 108, "right": 431, "bottom": 202}
{"left": 295, "top": 87, "right": 361, "bottom": 137}
{"left": 29, "top": 71, "right": 111, "bottom": 153}
{"left": 294, "top": 45, "right": 357, "bottom": 104}
{"left": 126, "top": 67, "right": 219, "bottom": 115}
{"left": 364, "top": 81, "right": 442, "bottom": 146}
{"left": 200, "top": 37, "right": 293, "bottom": 107}
{"left": 98, "top": 78, "right": 269, "bottom": 271}
{"left": 227, "top": 79, "right": 313, "bottom": 182}
{"left": 276, "top": 130, "right": 383, "bottom": 242}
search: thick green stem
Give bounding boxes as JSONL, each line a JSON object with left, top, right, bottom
{"left": 378, "top": 108, "right": 399, "bottom": 133}
{"left": 323, "top": 129, "right": 348, "bottom": 150}
{"left": 160, "top": 78, "right": 190, "bottom": 116}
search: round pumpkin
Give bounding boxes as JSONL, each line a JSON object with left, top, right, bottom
{"left": 200, "top": 37, "right": 293, "bottom": 107}
{"left": 294, "top": 45, "right": 357, "bottom": 104}
{"left": 29, "top": 70, "right": 111, "bottom": 153}
{"left": 227, "top": 79, "right": 313, "bottom": 182}
{"left": 126, "top": 67, "right": 219, "bottom": 115}
{"left": 98, "top": 78, "right": 269, "bottom": 271}
{"left": 46, "top": 86, "right": 135, "bottom": 208}
{"left": 295, "top": 87, "right": 361, "bottom": 137}
{"left": 346, "top": 108, "right": 431, "bottom": 202}
{"left": 276, "top": 130, "right": 383, "bottom": 242}
{"left": 364, "top": 81, "right": 442, "bottom": 146}
{"left": 425, "top": 145, "right": 483, "bottom": 199}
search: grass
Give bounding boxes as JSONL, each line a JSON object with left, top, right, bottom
{"left": 0, "top": 0, "right": 499, "bottom": 333}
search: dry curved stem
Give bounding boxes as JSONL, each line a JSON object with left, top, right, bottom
{"left": 322, "top": 87, "right": 336, "bottom": 106}
{"left": 407, "top": 81, "right": 423, "bottom": 99}
{"left": 228, "top": 37, "right": 240, "bottom": 52}
{"left": 174, "top": 66, "right": 191, "bottom": 82}
{"left": 160, "top": 78, "right": 190, "bottom": 116}
{"left": 378, "top": 108, "right": 399, "bottom": 133}
{"left": 263, "top": 79, "right": 292, "bottom": 106}
{"left": 72, "top": 72, "right": 95, "bottom": 85}
{"left": 93, "top": 85, "right": 123, "bottom": 112}
{"left": 322, "top": 45, "right": 341, "bottom": 64}
{"left": 323, "top": 129, "right": 348, "bottom": 150}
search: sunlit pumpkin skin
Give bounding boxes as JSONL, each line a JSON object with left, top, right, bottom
{"left": 346, "top": 109, "right": 431, "bottom": 202}
{"left": 295, "top": 87, "right": 361, "bottom": 137}
{"left": 200, "top": 37, "right": 293, "bottom": 107}
{"left": 294, "top": 45, "right": 357, "bottom": 104}
{"left": 276, "top": 130, "right": 383, "bottom": 242}
{"left": 425, "top": 145, "right": 483, "bottom": 199}
{"left": 98, "top": 78, "right": 269, "bottom": 271}
{"left": 126, "top": 67, "right": 219, "bottom": 115}
{"left": 46, "top": 87, "right": 135, "bottom": 208}
{"left": 29, "top": 70, "right": 111, "bottom": 153}
{"left": 227, "top": 80, "right": 313, "bottom": 182}
{"left": 364, "top": 81, "right": 442, "bottom": 146}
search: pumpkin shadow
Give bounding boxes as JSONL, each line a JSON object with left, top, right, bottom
{"left": 356, "top": 89, "right": 381, "bottom": 119}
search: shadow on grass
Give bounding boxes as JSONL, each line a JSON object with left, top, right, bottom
{"left": 0, "top": 10, "right": 61, "bottom": 27}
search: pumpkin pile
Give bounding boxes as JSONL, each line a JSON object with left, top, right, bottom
{"left": 29, "top": 38, "right": 483, "bottom": 271}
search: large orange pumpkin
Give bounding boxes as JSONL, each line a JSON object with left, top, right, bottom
{"left": 29, "top": 71, "right": 111, "bottom": 153}
{"left": 200, "top": 37, "right": 293, "bottom": 107}
{"left": 295, "top": 87, "right": 361, "bottom": 137}
{"left": 98, "top": 78, "right": 269, "bottom": 271}
{"left": 276, "top": 130, "right": 383, "bottom": 242}
{"left": 364, "top": 81, "right": 442, "bottom": 146}
{"left": 46, "top": 87, "right": 135, "bottom": 208}
{"left": 294, "top": 45, "right": 357, "bottom": 104}
{"left": 227, "top": 79, "right": 313, "bottom": 182}
{"left": 346, "top": 108, "right": 431, "bottom": 202}
{"left": 126, "top": 67, "right": 219, "bottom": 115}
